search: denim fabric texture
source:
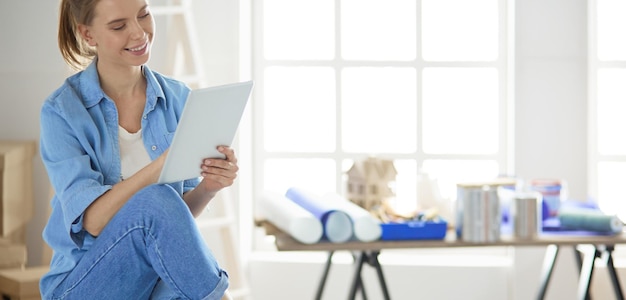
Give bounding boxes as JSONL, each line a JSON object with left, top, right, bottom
{"left": 48, "top": 185, "right": 228, "bottom": 300}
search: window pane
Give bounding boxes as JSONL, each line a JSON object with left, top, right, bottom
{"left": 422, "top": 0, "right": 499, "bottom": 61}
{"left": 264, "top": 159, "right": 336, "bottom": 195}
{"left": 390, "top": 159, "right": 418, "bottom": 213}
{"left": 422, "top": 159, "right": 500, "bottom": 200}
{"left": 263, "top": 0, "right": 335, "bottom": 60}
{"left": 422, "top": 68, "right": 499, "bottom": 154}
{"left": 597, "top": 69, "right": 626, "bottom": 155}
{"left": 341, "top": 0, "right": 416, "bottom": 61}
{"left": 264, "top": 67, "right": 336, "bottom": 152}
{"left": 597, "top": 162, "right": 626, "bottom": 222}
{"left": 342, "top": 67, "right": 417, "bottom": 153}
{"left": 597, "top": 0, "right": 626, "bottom": 61}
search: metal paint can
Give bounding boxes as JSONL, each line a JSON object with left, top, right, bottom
{"left": 511, "top": 192, "right": 542, "bottom": 239}
{"left": 456, "top": 183, "right": 501, "bottom": 243}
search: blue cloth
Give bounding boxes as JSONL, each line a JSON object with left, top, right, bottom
{"left": 39, "top": 60, "right": 224, "bottom": 299}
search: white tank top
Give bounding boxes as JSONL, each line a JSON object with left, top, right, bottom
{"left": 118, "top": 126, "right": 152, "bottom": 180}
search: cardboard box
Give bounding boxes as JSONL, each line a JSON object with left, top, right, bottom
{"left": 2, "top": 224, "right": 27, "bottom": 245}
{"left": 0, "top": 266, "right": 48, "bottom": 300}
{"left": 0, "top": 141, "right": 36, "bottom": 238}
{"left": 0, "top": 241, "right": 27, "bottom": 270}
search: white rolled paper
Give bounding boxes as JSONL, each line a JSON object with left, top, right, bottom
{"left": 322, "top": 210, "right": 353, "bottom": 243}
{"left": 257, "top": 191, "right": 324, "bottom": 244}
{"left": 322, "top": 193, "right": 382, "bottom": 242}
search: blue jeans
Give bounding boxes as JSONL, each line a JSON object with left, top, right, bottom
{"left": 48, "top": 184, "right": 229, "bottom": 300}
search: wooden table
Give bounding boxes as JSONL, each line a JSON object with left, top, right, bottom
{"left": 261, "top": 222, "right": 626, "bottom": 300}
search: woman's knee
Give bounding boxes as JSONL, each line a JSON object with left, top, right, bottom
{"left": 121, "top": 184, "right": 191, "bottom": 222}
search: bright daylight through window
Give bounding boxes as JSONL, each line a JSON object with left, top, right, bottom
{"left": 252, "top": 0, "right": 509, "bottom": 252}
{"left": 591, "top": 0, "right": 626, "bottom": 223}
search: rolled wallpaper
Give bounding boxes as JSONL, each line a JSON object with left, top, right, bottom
{"left": 257, "top": 191, "right": 324, "bottom": 244}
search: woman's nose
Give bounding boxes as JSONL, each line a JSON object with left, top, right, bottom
{"left": 129, "top": 20, "right": 145, "bottom": 40}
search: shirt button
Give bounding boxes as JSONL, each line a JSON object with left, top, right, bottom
{"left": 151, "top": 145, "right": 157, "bottom": 151}
{"left": 143, "top": 115, "right": 147, "bottom": 119}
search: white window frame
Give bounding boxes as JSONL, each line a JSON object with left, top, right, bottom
{"left": 588, "top": 0, "right": 600, "bottom": 211}
{"left": 587, "top": 0, "right": 626, "bottom": 258}
{"left": 249, "top": 0, "right": 514, "bottom": 257}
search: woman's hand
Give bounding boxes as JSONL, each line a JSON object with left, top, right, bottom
{"left": 183, "top": 146, "right": 238, "bottom": 217}
{"left": 198, "top": 146, "right": 239, "bottom": 193}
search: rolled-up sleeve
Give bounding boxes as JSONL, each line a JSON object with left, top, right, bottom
{"left": 40, "top": 93, "right": 113, "bottom": 245}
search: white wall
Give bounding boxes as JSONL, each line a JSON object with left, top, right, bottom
{"left": 1, "top": 0, "right": 619, "bottom": 300}
{"left": 515, "top": 0, "right": 587, "bottom": 200}
{"left": 513, "top": 0, "right": 589, "bottom": 299}
{"left": 0, "top": 0, "right": 68, "bottom": 266}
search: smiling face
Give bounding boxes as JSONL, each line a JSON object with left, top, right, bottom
{"left": 78, "top": 0, "right": 154, "bottom": 69}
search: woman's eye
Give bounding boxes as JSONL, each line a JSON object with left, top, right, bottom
{"left": 113, "top": 24, "right": 125, "bottom": 31}
{"left": 139, "top": 12, "right": 150, "bottom": 19}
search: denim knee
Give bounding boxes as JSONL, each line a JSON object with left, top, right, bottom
{"left": 119, "top": 184, "right": 194, "bottom": 228}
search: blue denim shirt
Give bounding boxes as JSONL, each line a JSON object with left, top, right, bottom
{"left": 39, "top": 60, "right": 200, "bottom": 292}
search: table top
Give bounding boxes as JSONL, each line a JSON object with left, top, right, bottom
{"left": 259, "top": 221, "right": 626, "bottom": 252}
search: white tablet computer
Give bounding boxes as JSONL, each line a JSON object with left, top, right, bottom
{"left": 157, "top": 80, "right": 253, "bottom": 184}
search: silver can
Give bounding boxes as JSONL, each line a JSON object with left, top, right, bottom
{"left": 456, "top": 184, "right": 501, "bottom": 243}
{"left": 511, "top": 192, "right": 542, "bottom": 239}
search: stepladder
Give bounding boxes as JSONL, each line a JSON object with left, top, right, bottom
{"left": 151, "top": 2, "right": 250, "bottom": 298}
{"left": 196, "top": 188, "right": 250, "bottom": 299}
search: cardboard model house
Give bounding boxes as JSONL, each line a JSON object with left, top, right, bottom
{"left": 346, "top": 157, "right": 398, "bottom": 211}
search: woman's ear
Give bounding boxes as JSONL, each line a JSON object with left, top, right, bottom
{"left": 77, "top": 24, "right": 96, "bottom": 46}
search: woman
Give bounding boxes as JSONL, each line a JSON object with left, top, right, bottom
{"left": 39, "top": 0, "right": 234, "bottom": 299}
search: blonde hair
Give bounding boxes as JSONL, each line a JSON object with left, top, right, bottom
{"left": 58, "top": 0, "right": 100, "bottom": 70}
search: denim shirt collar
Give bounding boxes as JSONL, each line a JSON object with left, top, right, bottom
{"left": 78, "top": 61, "right": 105, "bottom": 109}
{"left": 143, "top": 64, "right": 167, "bottom": 111}
{"left": 78, "top": 59, "right": 167, "bottom": 110}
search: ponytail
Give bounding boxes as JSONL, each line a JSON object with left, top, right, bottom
{"left": 58, "top": 0, "right": 98, "bottom": 70}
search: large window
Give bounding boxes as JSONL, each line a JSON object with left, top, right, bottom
{"left": 589, "top": 0, "right": 626, "bottom": 223}
{"left": 252, "top": 0, "right": 511, "bottom": 248}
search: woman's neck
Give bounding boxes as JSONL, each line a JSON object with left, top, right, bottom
{"left": 95, "top": 60, "right": 148, "bottom": 133}
{"left": 96, "top": 61, "right": 146, "bottom": 101}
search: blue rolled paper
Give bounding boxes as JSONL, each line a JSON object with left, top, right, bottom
{"left": 285, "top": 187, "right": 354, "bottom": 243}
